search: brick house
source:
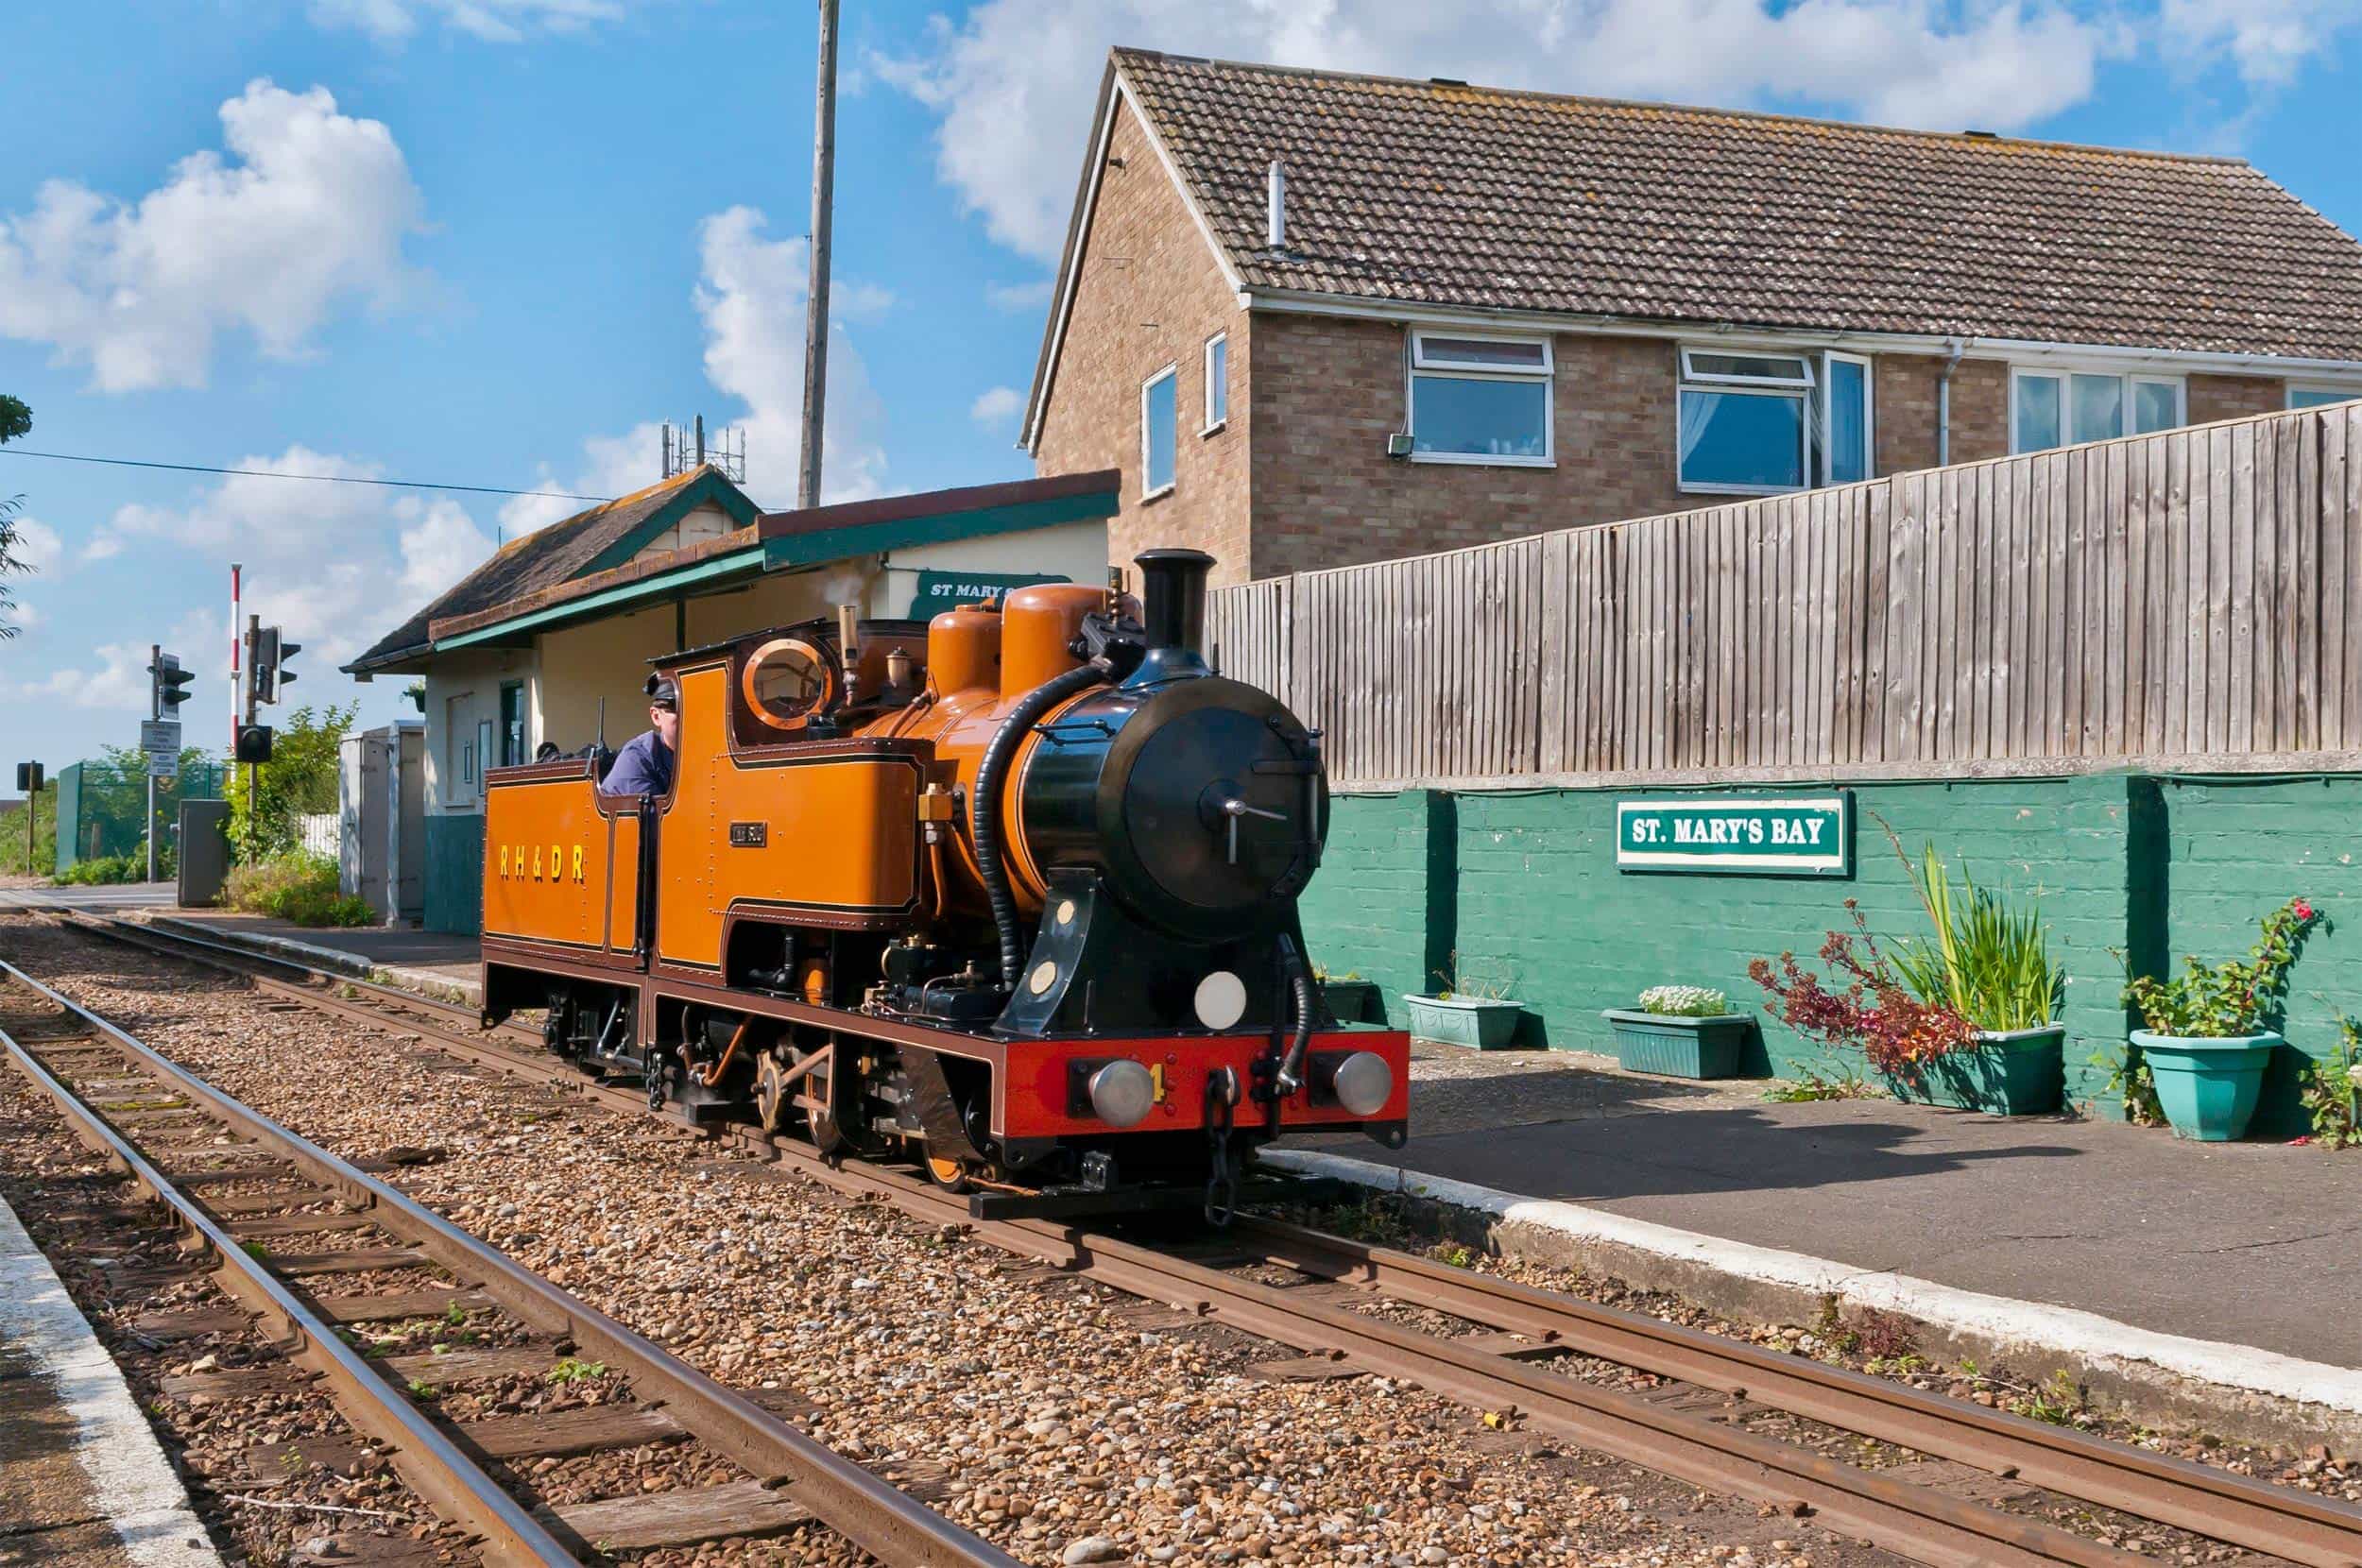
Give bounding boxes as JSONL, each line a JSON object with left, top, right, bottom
{"left": 1022, "top": 49, "right": 2362, "bottom": 586}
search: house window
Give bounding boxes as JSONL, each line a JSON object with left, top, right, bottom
{"left": 1140, "top": 366, "right": 1177, "bottom": 498}
{"left": 2011, "top": 369, "right": 2182, "bottom": 452}
{"left": 498, "top": 681, "right": 525, "bottom": 769}
{"left": 1408, "top": 332, "right": 1552, "bottom": 464}
{"left": 2290, "top": 386, "right": 2360, "bottom": 410}
{"left": 1823, "top": 353, "right": 1872, "bottom": 486}
{"left": 1204, "top": 334, "right": 1228, "bottom": 432}
{"left": 1677, "top": 349, "right": 1812, "bottom": 493}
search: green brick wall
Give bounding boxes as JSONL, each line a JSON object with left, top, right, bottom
{"left": 1302, "top": 771, "right": 2362, "bottom": 1128}
{"left": 2153, "top": 775, "right": 2362, "bottom": 1137}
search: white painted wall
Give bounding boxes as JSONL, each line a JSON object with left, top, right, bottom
{"left": 421, "top": 647, "right": 531, "bottom": 817}
{"left": 878, "top": 518, "right": 1110, "bottom": 618}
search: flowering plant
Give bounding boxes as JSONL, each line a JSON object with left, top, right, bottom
{"left": 1748, "top": 901, "right": 1977, "bottom": 1076}
{"left": 1637, "top": 985, "right": 1730, "bottom": 1018}
{"left": 2119, "top": 897, "right": 2319, "bottom": 1038}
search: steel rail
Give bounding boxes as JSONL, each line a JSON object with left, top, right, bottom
{"left": 0, "top": 962, "right": 581, "bottom": 1568}
{"left": 28, "top": 908, "right": 2357, "bottom": 1565}
{"left": 1235, "top": 1219, "right": 2362, "bottom": 1568}
{"left": 0, "top": 950, "right": 1018, "bottom": 1568}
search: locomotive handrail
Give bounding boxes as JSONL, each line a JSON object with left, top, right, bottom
{"left": 970, "top": 656, "right": 1113, "bottom": 988}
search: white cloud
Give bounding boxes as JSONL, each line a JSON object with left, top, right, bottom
{"left": 4, "top": 639, "right": 154, "bottom": 712}
{"left": 8, "top": 602, "right": 40, "bottom": 631}
{"left": 969, "top": 385, "right": 1025, "bottom": 427}
{"left": 523, "top": 205, "right": 892, "bottom": 518}
{"left": 396, "top": 497, "right": 496, "bottom": 604}
{"left": 0, "top": 80, "right": 423, "bottom": 393}
{"left": 877, "top": 0, "right": 2127, "bottom": 264}
{"left": 987, "top": 279, "right": 1053, "bottom": 312}
{"left": 106, "top": 446, "right": 492, "bottom": 667}
{"left": 2160, "top": 0, "right": 2362, "bottom": 87}
{"left": 310, "top": 0, "right": 625, "bottom": 44}
{"left": 8, "top": 518, "right": 63, "bottom": 578}
{"left": 831, "top": 281, "right": 899, "bottom": 322}
{"left": 80, "top": 533, "right": 122, "bottom": 563}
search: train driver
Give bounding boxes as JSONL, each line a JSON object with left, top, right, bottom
{"left": 601, "top": 673, "right": 678, "bottom": 798}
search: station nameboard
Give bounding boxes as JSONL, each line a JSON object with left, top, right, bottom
{"left": 907, "top": 570, "right": 1070, "bottom": 619}
{"left": 1616, "top": 794, "right": 1851, "bottom": 877}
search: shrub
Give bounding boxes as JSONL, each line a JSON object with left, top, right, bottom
{"left": 225, "top": 853, "right": 373, "bottom": 928}
{"left": 1749, "top": 900, "right": 1977, "bottom": 1077}
{"left": 1637, "top": 984, "right": 1728, "bottom": 1017}
{"left": 1884, "top": 838, "right": 2061, "bottom": 1031}
{"left": 58, "top": 850, "right": 165, "bottom": 885}
{"left": 2120, "top": 897, "right": 2318, "bottom": 1038}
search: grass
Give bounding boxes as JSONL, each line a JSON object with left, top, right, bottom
{"left": 547, "top": 1356, "right": 607, "bottom": 1385}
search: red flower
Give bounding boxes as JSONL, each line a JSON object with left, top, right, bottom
{"left": 2294, "top": 898, "right": 2317, "bottom": 922}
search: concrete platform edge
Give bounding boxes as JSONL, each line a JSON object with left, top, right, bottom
{"left": 1265, "top": 1146, "right": 2362, "bottom": 1452}
{"left": 0, "top": 1192, "right": 222, "bottom": 1566}
{"left": 142, "top": 914, "right": 480, "bottom": 1007}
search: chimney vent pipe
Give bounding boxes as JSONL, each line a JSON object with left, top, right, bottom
{"left": 1267, "top": 161, "right": 1286, "bottom": 250}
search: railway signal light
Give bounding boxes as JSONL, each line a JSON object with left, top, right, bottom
{"left": 234, "top": 724, "right": 275, "bottom": 764}
{"left": 252, "top": 625, "right": 300, "bottom": 704}
{"left": 152, "top": 652, "right": 196, "bottom": 715}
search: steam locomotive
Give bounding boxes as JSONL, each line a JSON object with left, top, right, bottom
{"left": 477, "top": 549, "right": 1409, "bottom": 1219}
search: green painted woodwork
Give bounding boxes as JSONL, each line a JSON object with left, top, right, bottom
{"left": 579, "top": 469, "right": 762, "bottom": 577}
{"left": 434, "top": 546, "right": 764, "bottom": 652}
{"left": 1302, "top": 771, "right": 2362, "bottom": 1131}
{"left": 761, "top": 486, "right": 1115, "bottom": 572}
{"left": 424, "top": 813, "right": 485, "bottom": 935}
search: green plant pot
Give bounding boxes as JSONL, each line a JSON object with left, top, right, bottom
{"left": 2132, "top": 1029, "right": 2278, "bottom": 1141}
{"left": 1879, "top": 1026, "right": 2064, "bottom": 1115}
{"left": 1600, "top": 1010, "right": 1751, "bottom": 1079}
{"left": 1320, "top": 979, "right": 1386, "bottom": 1025}
{"left": 1403, "top": 994, "right": 1523, "bottom": 1049}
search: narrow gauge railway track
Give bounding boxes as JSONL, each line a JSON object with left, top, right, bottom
{"left": 0, "top": 952, "right": 1018, "bottom": 1568}
{"left": 26, "top": 908, "right": 2362, "bottom": 1568}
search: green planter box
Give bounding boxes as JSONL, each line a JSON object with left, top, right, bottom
{"left": 1320, "top": 979, "right": 1386, "bottom": 1025}
{"left": 1601, "top": 1010, "right": 1751, "bottom": 1079}
{"left": 1403, "top": 994, "right": 1523, "bottom": 1049}
{"left": 2133, "top": 1029, "right": 2278, "bottom": 1141}
{"left": 1879, "top": 1025, "right": 2064, "bottom": 1115}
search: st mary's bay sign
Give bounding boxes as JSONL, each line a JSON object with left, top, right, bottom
{"left": 1616, "top": 794, "right": 1851, "bottom": 877}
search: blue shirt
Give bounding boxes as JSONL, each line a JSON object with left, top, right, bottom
{"left": 602, "top": 729, "right": 674, "bottom": 797}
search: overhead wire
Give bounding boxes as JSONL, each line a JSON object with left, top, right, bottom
{"left": 0, "top": 448, "right": 612, "bottom": 503}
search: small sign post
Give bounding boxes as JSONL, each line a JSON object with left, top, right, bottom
{"left": 140, "top": 720, "right": 182, "bottom": 778}
{"left": 1616, "top": 794, "right": 1851, "bottom": 877}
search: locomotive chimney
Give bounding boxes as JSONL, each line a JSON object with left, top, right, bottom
{"left": 1135, "top": 548, "right": 1213, "bottom": 656}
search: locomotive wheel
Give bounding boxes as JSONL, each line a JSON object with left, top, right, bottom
{"left": 924, "top": 1153, "right": 972, "bottom": 1194}
{"left": 755, "top": 1053, "right": 792, "bottom": 1135}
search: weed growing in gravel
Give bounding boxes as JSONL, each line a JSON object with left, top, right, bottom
{"left": 405, "top": 1378, "right": 437, "bottom": 1400}
{"left": 2013, "top": 1370, "right": 2089, "bottom": 1426}
{"left": 442, "top": 1302, "right": 469, "bottom": 1328}
{"left": 547, "top": 1357, "right": 607, "bottom": 1385}
{"left": 1432, "top": 1242, "right": 1481, "bottom": 1270}
{"left": 239, "top": 1240, "right": 267, "bottom": 1259}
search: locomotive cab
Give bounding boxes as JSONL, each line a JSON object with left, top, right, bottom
{"left": 480, "top": 549, "right": 1409, "bottom": 1220}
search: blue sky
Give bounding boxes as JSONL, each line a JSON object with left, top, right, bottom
{"left": 3, "top": 0, "right": 2359, "bottom": 771}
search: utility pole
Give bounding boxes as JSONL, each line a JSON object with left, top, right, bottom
{"left": 796, "top": 0, "right": 839, "bottom": 511}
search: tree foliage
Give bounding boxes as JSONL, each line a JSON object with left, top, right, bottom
{"left": 0, "top": 392, "right": 30, "bottom": 641}
{"left": 227, "top": 703, "right": 355, "bottom": 861}
{"left": 0, "top": 781, "right": 57, "bottom": 878}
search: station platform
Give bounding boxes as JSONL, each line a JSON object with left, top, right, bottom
{"left": 1284, "top": 1042, "right": 2362, "bottom": 1445}
{"left": 0, "top": 881, "right": 179, "bottom": 912}
{"left": 136, "top": 911, "right": 483, "bottom": 1006}
{"left": 0, "top": 1190, "right": 220, "bottom": 1566}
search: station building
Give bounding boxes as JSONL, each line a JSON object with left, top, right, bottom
{"left": 345, "top": 467, "right": 1118, "bottom": 934}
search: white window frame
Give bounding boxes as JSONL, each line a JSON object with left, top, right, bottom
{"left": 1822, "top": 350, "right": 1874, "bottom": 486}
{"left": 1139, "top": 363, "right": 1178, "bottom": 501}
{"left": 1675, "top": 344, "right": 1817, "bottom": 497}
{"left": 1202, "top": 332, "right": 1228, "bottom": 435}
{"left": 1405, "top": 330, "right": 1555, "bottom": 468}
{"left": 2288, "top": 384, "right": 2362, "bottom": 410}
{"left": 2008, "top": 366, "right": 2185, "bottom": 454}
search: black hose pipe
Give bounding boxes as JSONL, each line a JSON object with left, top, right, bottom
{"left": 1274, "top": 931, "right": 1317, "bottom": 1097}
{"left": 972, "top": 658, "right": 1112, "bottom": 989}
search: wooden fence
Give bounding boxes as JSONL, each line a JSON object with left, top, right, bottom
{"left": 1204, "top": 402, "right": 2362, "bottom": 789}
